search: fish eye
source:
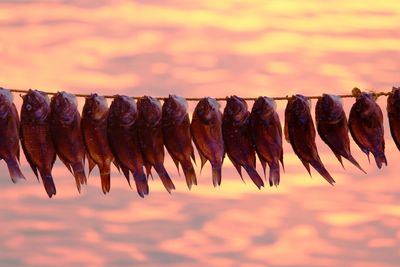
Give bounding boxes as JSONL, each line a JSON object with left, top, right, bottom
{"left": 26, "top": 104, "right": 32, "bottom": 111}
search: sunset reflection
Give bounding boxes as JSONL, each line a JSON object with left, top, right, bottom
{"left": 0, "top": 0, "right": 400, "bottom": 266}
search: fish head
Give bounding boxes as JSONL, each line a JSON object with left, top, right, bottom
{"left": 22, "top": 89, "right": 50, "bottom": 121}
{"left": 195, "top": 97, "right": 220, "bottom": 122}
{"left": 224, "top": 95, "right": 248, "bottom": 123}
{"left": 138, "top": 96, "right": 162, "bottom": 126}
{"left": 0, "top": 88, "right": 13, "bottom": 118}
{"left": 109, "top": 95, "right": 137, "bottom": 125}
{"left": 83, "top": 93, "right": 108, "bottom": 120}
{"left": 252, "top": 96, "right": 276, "bottom": 120}
{"left": 163, "top": 95, "right": 188, "bottom": 120}
{"left": 289, "top": 94, "right": 311, "bottom": 119}
{"left": 356, "top": 93, "right": 377, "bottom": 117}
{"left": 316, "top": 94, "right": 343, "bottom": 122}
{"left": 50, "top": 91, "right": 78, "bottom": 122}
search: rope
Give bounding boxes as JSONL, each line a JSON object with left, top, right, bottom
{"left": 3, "top": 87, "right": 395, "bottom": 101}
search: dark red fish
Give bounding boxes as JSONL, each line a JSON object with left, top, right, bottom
{"left": 250, "top": 97, "right": 284, "bottom": 186}
{"left": 81, "top": 94, "right": 114, "bottom": 194}
{"left": 162, "top": 95, "right": 197, "bottom": 189}
{"left": 222, "top": 96, "right": 264, "bottom": 189}
{"left": 284, "top": 94, "right": 335, "bottom": 185}
{"left": 191, "top": 97, "right": 224, "bottom": 186}
{"left": 108, "top": 95, "right": 149, "bottom": 198}
{"left": 387, "top": 87, "right": 400, "bottom": 151}
{"left": 137, "top": 96, "right": 175, "bottom": 193}
{"left": 50, "top": 92, "right": 87, "bottom": 193}
{"left": 349, "top": 92, "right": 386, "bottom": 168}
{"left": 0, "top": 88, "right": 25, "bottom": 183}
{"left": 20, "top": 89, "right": 57, "bottom": 197}
{"left": 315, "top": 94, "right": 365, "bottom": 173}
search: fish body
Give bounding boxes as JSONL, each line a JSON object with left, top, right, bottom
{"left": 387, "top": 87, "right": 400, "bottom": 151}
{"left": 250, "top": 97, "right": 283, "bottom": 186}
{"left": 222, "top": 96, "right": 264, "bottom": 189}
{"left": 20, "top": 89, "right": 57, "bottom": 197}
{"left": 81, "top": 94, "right": 113, "bottom": 194}
{"left": 137, "top": 96, "right": 175, "bottom": 193}
{"left": 349, "top": 92, "right": 386, "bottom": 168}
{"left": 50, "top": 92, "right": 87, "bottom": 193}
{"left": 0, "top": 88, "right": 25, "bottom": 183}
{"left": 284, "top": 94, "right": 335, "bottom": 185}
{"left": 162, "top": 95, "right": 197, "bottom": 189}
{"left": 315, "top": 94, "right": 365, "bottom": 173}
{"left": 108, "top": 95, "right": 149, "bottom": 197}
{"left": 191, "top": 97, "right": 224, "bottom": 186}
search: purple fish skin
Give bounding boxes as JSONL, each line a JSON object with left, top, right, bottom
{"left": 162, "top": 95, "right": 197, "bottom": 190}
{"left": 0, "top": 88, "right": 25, "bottom": 183}
{"left": 137, "top": 96, "right": 175, "bottom": 193}
{"left": 387, "top": 87, "right": 400, "bottom": 151}
{"left": 107, "top": 95, "right": 149, "bottom": 198}
{"left": 349, "top": 92, "right": 387, "bottom": 169}
{"left": 191, "top": 97, "right": 224, "bottom": 186}
{"left": 81, "top": 94, "right": 113, "bottom": 194}
{"left": 20, "top": 89, "right": 57, "bottom": 197}
{"left": 315, "top": 94, "right": 365, "bottom": 173}
{"left": 222, "top": 96, "right": 264, "bottom": 189}
{"left": 250, "top": 97, "right": 283, "bottom": 187}
{"left": 284, "top": 94, "right": 335, "bottom": 185}
{"left": 50, "top": 92, "right": 87, "bottom": 193}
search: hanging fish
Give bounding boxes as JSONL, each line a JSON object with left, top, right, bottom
{"left": 349, "top": 91, "right": 387, "bottom": 168}
{"left": 20, "top": 89, "right": 57, "bottom": 197}
{"left": 108, "top": 95, "right": 149, "bottom": 198}
{"left": 250, "top": 96, "right": 284, "bottom": 186}
{"left": 50, "top": 92, "right": 87, "bottom": 193}
{"left": 191, "top": 97, "right": 224, "bottom": 186}
{"left": 81, "top": 94, "right": 114, "bottom": 194}
{"left": 387, "top": 87, "right": 400, "bottom": 150}
{"left": 222, "top": 96, "right": 264, "bottom": 189}
{"left": 315, "top": 94, "right": 365, "bottom": 173}
{"left": 284, "top": 94, "right": 335, "bottom": 185}
{"left": 0, "top": 88, "right": 25, "bottom": 183}
{"left": 162, "top": 95, "right": 197, "bottom": 189}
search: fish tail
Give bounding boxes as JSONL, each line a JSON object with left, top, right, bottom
{"left": 4, "top": 158, "right": 25, "bottom": 183}
{"left": 345, "top": 155, "right": 367, "bottom": 174}
{"left": 182, "top": 161, "right": 197, "bottom": 190}
{"left": 132, "top": 170, "right": 149, "bottom": 198}
{"left": 310, "top": 160, "right": 335, "bottom": 185}
{"left": 99, "top": 169, "right": 111, "bottom": 194}
{"left": 154, "top": 164, "right": 175, "bottom": 193}
{"left": 211, "top": 162, "right": 222, "bottom": 187}
{"left": 243, "top": 165, "right": 264, "bottom": 189}
{"left": 72, "top": 162, "right": 87, "bottom": 193}
{"left": 42, "top": 174, "right": 57, "bottom": 198}
{"left": 268, "top": 161, "right": 280, "bottom": 187}
{"left": 373, "top": 152, "right": 387, "bottom": 169}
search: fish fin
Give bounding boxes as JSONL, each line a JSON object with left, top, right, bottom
{"left": 191, "top": 148, "right": 196, "bottom": 166}
{"left": 144, "top": 163, "right": 153, "bottom": 179}
{"left": 171, "top": 157, "right": 181, "bottom": 175}
{"left": 20, "top": 134, "right": 39, "bottom": 180}
{"left": 181, "top": 160, "right": 197, "bottom": 190}
{"left": 198, "top": 152, "right": 208, "bottom": 174}
{"left": 334, "top": 153, "right": 345, "bottom": 169}
{"left": 211, "top": 162, "right": 222, "bottom": 187}
{"left": 16, "top": 146, "right": 21, "bottom": 163}
{"left": 71, "top": 162, "right": 87, "bottom": 193}
{"left": 99, "top": 167, "right": 111, "bottom": 194}
{"left": 243, "top": 165, "right": 264, "bottom": 189}
{"left": 121, "top": 166, "right": 131, "bottom": 188}
{"left": 113, "top": 160, "right": 120, "bottom": 172}
{"left": 132, "top": 170, "right": 149, "bottom": 198}
{"left": 372, "top": 152, "right": 387, "bottom": 169}
{"left": 154, "top": 164, "right": 175, "bottom": 193}
{"left": 87, "top": 155, "right": 96, "bottom": 175}
{"left": 301, "top": 160, "right": 312, "bottom": 177}
{"left": 345, "top": 154, "right": 367, "bottom": 174}
{"left": 268, "top": 161, "right": 280, "bottom": 187}
{"left": 309, "top": 160, "right": 335, "bottom": 185}
{"left": 41, "top": 174, "right": 57, "bottom": 198}
{"left": 280, "top": 152, "right": 285, "bottom": 172}
{"left": 4, "top": 158, "right": 26, "bottom": 183}
{"left": 231, "top": 160, "right": 243, "bottom": 181}
{"left": 258, "top": 156, "right": 267, "bottom": 179}
{"left": 57, "top": 154, "right": 73, "bottom": 174}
